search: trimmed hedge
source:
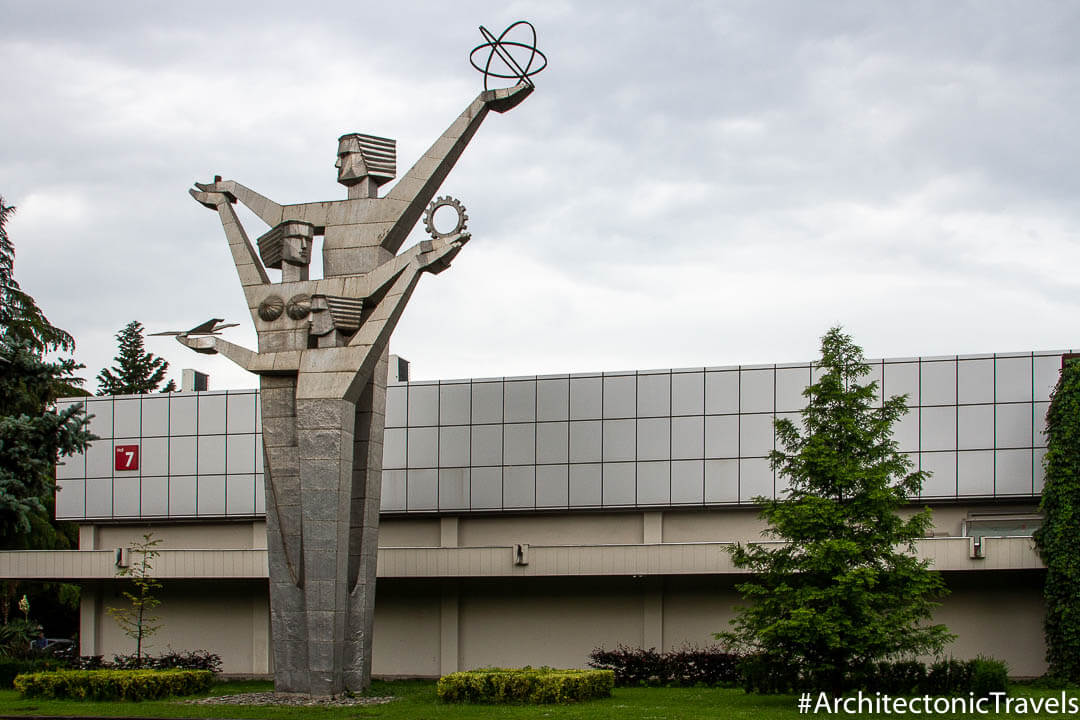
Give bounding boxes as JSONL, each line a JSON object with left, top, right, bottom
{"left": 437, "top": 668, "right": 614, "bottom": 704}
{"left": 738, "top": 655, "right": 1009, "bottom": 696}
{"left": 14, "top": 669, "right": 214, "bottom": 701}
{"left": 588, "top": 645, "right": 740, "bottom": 687}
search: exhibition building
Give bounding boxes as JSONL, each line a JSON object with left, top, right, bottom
{"left": 0, "top": 349, "right": 1063, "bottom": 677}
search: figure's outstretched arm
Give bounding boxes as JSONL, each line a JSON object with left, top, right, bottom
{"left": 295, "top": 234, "right": 470, "bottom": 402}
{"left": 380, "top": 82, "right": 532, "bottom": 254}
{"left": 361, "top": 233, "right": 470, "bottom": 297}
{"left": 349, "top": 235, "right": 468, "bottom": 351}
{"left": 190, "top": 189, "right": 270, "bottom": 289}
{"left": 194, "top": 180, "right": 285, "bottom": 228}
{"left": 176, "top": 335, "right": 300, "bottom": 374}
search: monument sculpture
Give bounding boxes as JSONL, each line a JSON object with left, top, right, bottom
{"left": 176, "top": 23, "right": 546, "bottom": 695}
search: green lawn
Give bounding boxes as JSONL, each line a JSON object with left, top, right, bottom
{"left": 0, "top": 679, "right": 1077, "bottom": 719}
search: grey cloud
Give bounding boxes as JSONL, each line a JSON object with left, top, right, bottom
{"left": 3, "top": 1, "right": 1079, "bottom": 388}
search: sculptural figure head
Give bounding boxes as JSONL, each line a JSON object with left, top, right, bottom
{"left": 336, "top": 133, "right": 397, "bottom": 198}
{"left": 283, "top": 233, "right": 311, "bottom": 267}
{"left": 256, "top": 221, "right": 314, "bottom": 282}
{"left": 335, "top": 135, "right": 368, "bottom": 187}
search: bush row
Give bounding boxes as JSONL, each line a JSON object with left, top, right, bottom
{"left": 588, "top": 645, "right": 739, "bottom": 687}
{"left": 739, "top": 655, "right": 1010, "bottom": 696}
{"left": 0, "top": 650, "right": 222, "bottom": 689}
{"left": 437, "top": 668, "right": 614, "bottom": 704}
{"left": 14, "top": 669, "right": 214, "bottom": 701}
{"left": 71, "top": 650, "right": 222, "bottom": 672}
{"left": 589, "top": 646, "right": 1009, "bottom": 696}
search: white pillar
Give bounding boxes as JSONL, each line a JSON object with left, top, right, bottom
{"left": 439, "top": 583, "right": 459, "bottom": 675}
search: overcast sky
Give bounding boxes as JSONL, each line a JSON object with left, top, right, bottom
{"left": 3, "top": 1, "right": 1079, "bottom": 391}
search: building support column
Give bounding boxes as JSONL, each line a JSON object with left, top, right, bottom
{"left": 252, "top": 589, "right": 271, "bottom": 674}
{"left": 440, "top": 582, "right": 460, "bottom": 675}
{"left": 643, "top": 511, "right": 664, "bottom": 543}
{"left": 440, "top": 517, "right": 459, "bottom": 548}
{"left": 642, "top": 577, "right": 664, "bottom": 652}
{"left": 79, "top": 584, "right": 102, "bottom": 657}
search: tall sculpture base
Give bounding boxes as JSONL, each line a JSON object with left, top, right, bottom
{"left": 261, "top": 353, "right": 386, "bottom": 695}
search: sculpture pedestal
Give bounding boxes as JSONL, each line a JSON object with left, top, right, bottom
{"left": 260, "top": 352, "right": 385, "bottom": 695}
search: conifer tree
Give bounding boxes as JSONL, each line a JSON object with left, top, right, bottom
{"left": 97, "top": 321, "right": 177, "bottom": 395}
{"left": 0, "top": 197, "right": 74, "bottom": 354}
{"left": 0, "top": 196, "right": 90, "bottom": 637}
{"left": 719, "top": 327, "right": 952, "bottom": 692}
{"left": 0, "top": 196, "right": 93, "bottom": 541}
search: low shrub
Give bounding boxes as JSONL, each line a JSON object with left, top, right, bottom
{"left": 924, "top": 658, "right": 975, "bottom": 695}
{"left": 14, "top": 669, "right": 213, "bottom": 701}
{"left": 846, "top": 660, "right": 927, "bottom": 695}
{"left": 885, "top": 660, "right": 931, "bottom": 695}
{"left": 65, "top": 651, "right": 221, "bottom": 672}
{"left": 737, "top": 654, "right": 800, "bottom": 694}
{"left": 436, "top": 668, "right": 614, "bottom": 704}
{"left": 589, "top": 646, "right": 665, "bottom": 686}
{"left": 67, "top": 655, "right": 105, "bottom": 670}
{"left": 668, "top": 646, "right": 741, "bottom": 686}
{"left": 970, "top": 657, "right": 1009, "bottom": 697}
{"left": 109, "top": 650, "right": 223, "bottom": 672}
{"left": 588, "top": 644, "right": 740, "bottom": 687}
{"left": 737, "top": 655, "right": 1010, "bottom": 695}
{"left": 0, "top": 658, "right": 66, "bottom": 689}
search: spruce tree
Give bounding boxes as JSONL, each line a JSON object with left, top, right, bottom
{"left": 1033, "top": 356, "right": 1080, "bottom": 681}
{"left": 97, "top": 321, "right": 177, "bottom": 395}
{"left": 719, "top": 327, "right": 952, "bottom": 692}
{"left": 0, "top": 197, "right": 74, "bottom": 354}
{"left": 0, "top": 196, "right": 93, "bottom": 540}
{"left": 0, "top": 339, "right": 93, "bottom": 539}
{"left": 0, "top": 196, "right": 90, "bottom": 636}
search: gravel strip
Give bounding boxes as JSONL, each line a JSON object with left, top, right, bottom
{"left": 183, "top": 692, "right": 396, "bottom": 707}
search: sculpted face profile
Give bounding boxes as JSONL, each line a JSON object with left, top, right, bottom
{"left": 283, "top": 235, "right": 311, "bottom": 267}
{"left": 334, "top": 133, "right": 396, "bottom": 198}
{"left": 176, "top": 22, "right": 546, "bottom": 696}
{"left": 255, "top": 221, "right": 314, "bottom": 283}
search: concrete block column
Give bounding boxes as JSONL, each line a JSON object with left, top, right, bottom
{"left": 642, "top": 577, "right": 664, "bottom": 651}
{"left": 440, "top": 582, "right": 460, "bottom": 675}
{"left": 643, "top": 512, "right": 664, "bottom": 544}
{"left": 296, "top": 396, "right": 356, "bottom": 696}
{"left": 344, "top": 352, "right": 387, "bottom": 690}
{"left": 79, "top": 584, "right": 102, "bottom": 657}
{"left": 260, "top": 375, "right": 309, "bottom": 692}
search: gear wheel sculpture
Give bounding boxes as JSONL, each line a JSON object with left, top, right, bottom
{"left": 423, "top": 196, "right": 469, "bottom": 240}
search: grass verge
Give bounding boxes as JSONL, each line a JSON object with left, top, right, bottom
{"left": 0, "top": 678, "right": 1078, "bottom": 719}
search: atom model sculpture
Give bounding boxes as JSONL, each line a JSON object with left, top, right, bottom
{"left": 470, "top": 20, "right": 548, "bottom": 91}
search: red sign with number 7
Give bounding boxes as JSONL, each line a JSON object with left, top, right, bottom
{"left": 115, "top": 445, "right": 139, "bottom": 471}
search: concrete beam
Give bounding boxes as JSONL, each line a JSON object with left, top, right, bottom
{"left": 0, "top": 536, "right": 1042, "bottom": 581}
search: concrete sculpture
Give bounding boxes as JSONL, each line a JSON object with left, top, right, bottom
{"left": 178, "top": 24, "right": 544, "bottom": 695}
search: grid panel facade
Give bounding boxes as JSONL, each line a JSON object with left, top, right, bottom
{"left": 54, "top": 351, "right": 1069, "bottom": 521}
{"left": 380, "top": 352, "right": 1066, "bottom": 513}
{"left": 55, "top": 390, "right": 263, "bottom": 520}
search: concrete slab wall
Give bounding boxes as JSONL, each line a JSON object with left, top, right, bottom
{"left": 83, "top": 580, "right": 269, "bottom": 673}
{"left": 80, "top": 573, "right": 1046, "bottom": 678}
